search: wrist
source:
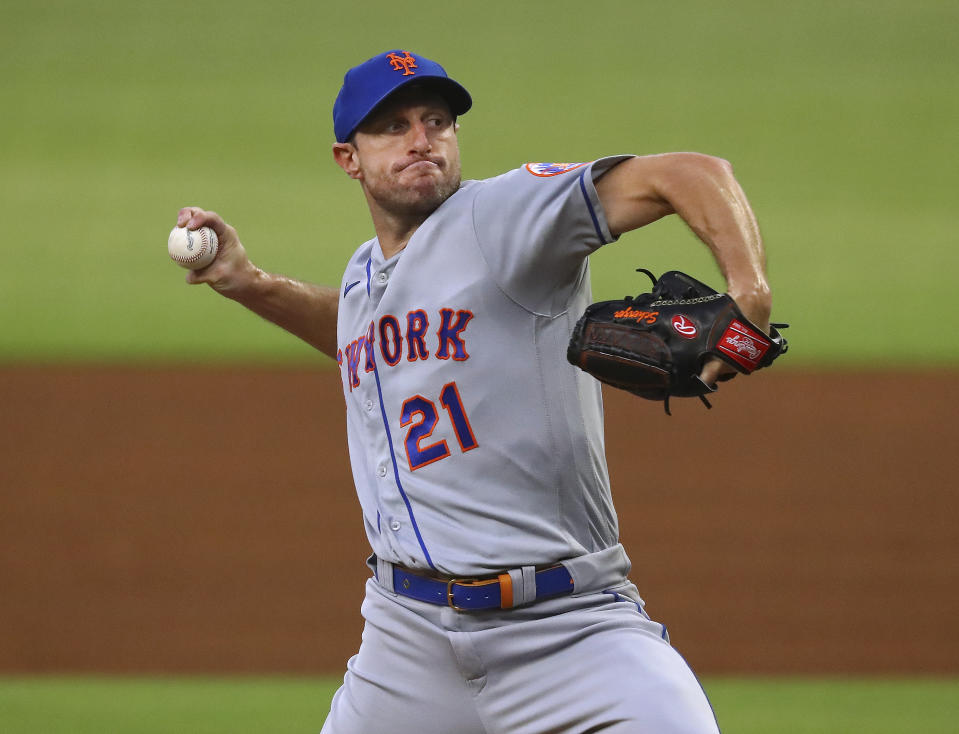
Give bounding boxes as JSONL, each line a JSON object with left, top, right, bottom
{"left": 727, "top": 281, "right": 772, "bottom": 331}
{"left": 218, "top": 261, "right": 269, "bottom": 302}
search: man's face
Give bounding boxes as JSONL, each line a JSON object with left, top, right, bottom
{"left": 335, "top": 89, "right": 462, "bottom": 219}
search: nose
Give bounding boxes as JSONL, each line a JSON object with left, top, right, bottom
{"left": 408, "top": 121, "right": 431, "bottom": 154}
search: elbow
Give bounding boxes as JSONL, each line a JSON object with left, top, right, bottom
{"left": 656, "top": 153, "right": 735, "bottom": 191}
{"left": 683, "top": 152, "right": 733, "bottom": 177}
{"left": 712, "top": 155, "right": 734, "bottom": 179}
{"left": 715, "top": 156, "right": 734, "bottom": 178}
{"left": 652, "top": 152, "right": 736, "bottom": 201}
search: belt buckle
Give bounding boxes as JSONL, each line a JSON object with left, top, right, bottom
{"left": 446, "top": 577, "right": 498, "bottom": 612}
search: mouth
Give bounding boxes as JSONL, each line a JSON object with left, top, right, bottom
{"left": 398, "top": 158, "right": 442, "bottom": 173}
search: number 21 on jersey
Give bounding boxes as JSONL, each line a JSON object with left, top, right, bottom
{"left": 400, "top": 381, "right": 478, "bottom": 470}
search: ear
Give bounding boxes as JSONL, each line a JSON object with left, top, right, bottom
{"left": 332, "top": 142, "right": 362, "bottom": 180}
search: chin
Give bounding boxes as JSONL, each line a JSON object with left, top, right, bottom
{"left": 392, "top": 177, "right": 460, "bottom": 215}
{"left": 402, "top": 189, "right": 452, "bottom": 217}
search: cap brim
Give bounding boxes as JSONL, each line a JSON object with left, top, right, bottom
{"left": 351, "top": 75, "right": 472, "bottom": 139}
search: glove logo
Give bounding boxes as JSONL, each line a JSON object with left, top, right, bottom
{"left": 671, "top": 314, "right": 698, "bottom": 339}
{"left": 614, "top": 307, "right": 658, "bottom": 324}
{"left": 716, "top": 320, "right": 771, "bottom": 371}
{"left": 724, "top": 334, "right": 761, "bottom": 360}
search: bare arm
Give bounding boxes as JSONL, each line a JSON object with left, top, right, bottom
{"left": 176, "top": 207, "right": 339, "bottom": 358}
{"left": 595, "top": 153, "right": 772, "bottom": 385}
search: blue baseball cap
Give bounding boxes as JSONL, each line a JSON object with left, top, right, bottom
{"left": 333, "top": 50, "right": 472, "bottom": 143}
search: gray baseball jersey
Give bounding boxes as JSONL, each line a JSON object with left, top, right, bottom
{"left": 326, "top": 157, "right": 720, "bottom": 734}
{"left": 335, "top": 157, "right": 631, "bottom": 577}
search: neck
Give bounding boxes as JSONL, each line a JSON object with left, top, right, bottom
{"left": 370, "top": 206, "right": 428, "bottom": 260}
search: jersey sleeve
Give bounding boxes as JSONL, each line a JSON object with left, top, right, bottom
{"left": 471, "top": 155, "right": 633, "bottom": 315}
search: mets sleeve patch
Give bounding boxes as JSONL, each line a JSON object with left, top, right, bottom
{"left": 524, "top": 162, "right": 588, "bottom": 177}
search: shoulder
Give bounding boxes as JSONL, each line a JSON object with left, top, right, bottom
{"left": 475, "top": 157, "right": 635, "bottom": 190}
{"left": 469, "top": 156, "right": 634, "bottom": 224}
{"left": 475, "top": 162, "right": 591, "bottom": 187}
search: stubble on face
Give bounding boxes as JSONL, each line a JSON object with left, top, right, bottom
{"left": 364, "top": 154, "right": 462, "bottom": 218}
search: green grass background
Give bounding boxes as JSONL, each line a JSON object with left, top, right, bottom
{"left": 1, "top": 676, "right": 957, "bottom": 734}
{"left": 1, "top": 0, "right": 957, "bottom": 366}
{"left": 2, "top": 2, "right": 956, "bottom": 730}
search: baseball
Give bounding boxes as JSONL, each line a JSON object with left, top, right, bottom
{"left": 168, "top": 226, "right": 218, "bottom": 270}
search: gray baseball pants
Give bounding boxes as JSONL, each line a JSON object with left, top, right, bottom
{"left": 320, "top": 577, "right": 721, "bottom": 733}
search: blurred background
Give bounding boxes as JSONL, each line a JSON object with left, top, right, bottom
{"left": 1, "top": 1, "right": 957, "bottom": 732}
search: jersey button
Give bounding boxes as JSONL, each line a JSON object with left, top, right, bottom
{"left": 389, "top": 519, "right": 401, "bottom": 532}
{"left": 375, "top": 272, "right": 389, "bottom": 285}
{"left": 376, "top": 464, "right": 388, "bottom": 478}
{"left": 365, "top": 399, "right": 374, "bottom": 411}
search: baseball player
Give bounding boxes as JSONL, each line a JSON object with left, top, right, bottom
{"left": 175, "top": 49, "right": 773, "bottom": 733}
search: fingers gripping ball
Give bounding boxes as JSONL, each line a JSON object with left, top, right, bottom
{"left": 567, "top": 268, "right": 789, "bottom": 414}
{"left": 168, "top": 226, "right": 218, "bottom": 270}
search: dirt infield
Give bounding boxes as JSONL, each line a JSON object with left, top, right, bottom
{"left": 1, "top": 366, "right": 956, "bottom": 674}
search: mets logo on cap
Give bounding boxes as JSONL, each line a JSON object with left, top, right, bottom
{"left": 387, "top": 51, "right": 417, "bottom": 76}
{"left": 525, "top": 162, "right": 588, "bottom": 177}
